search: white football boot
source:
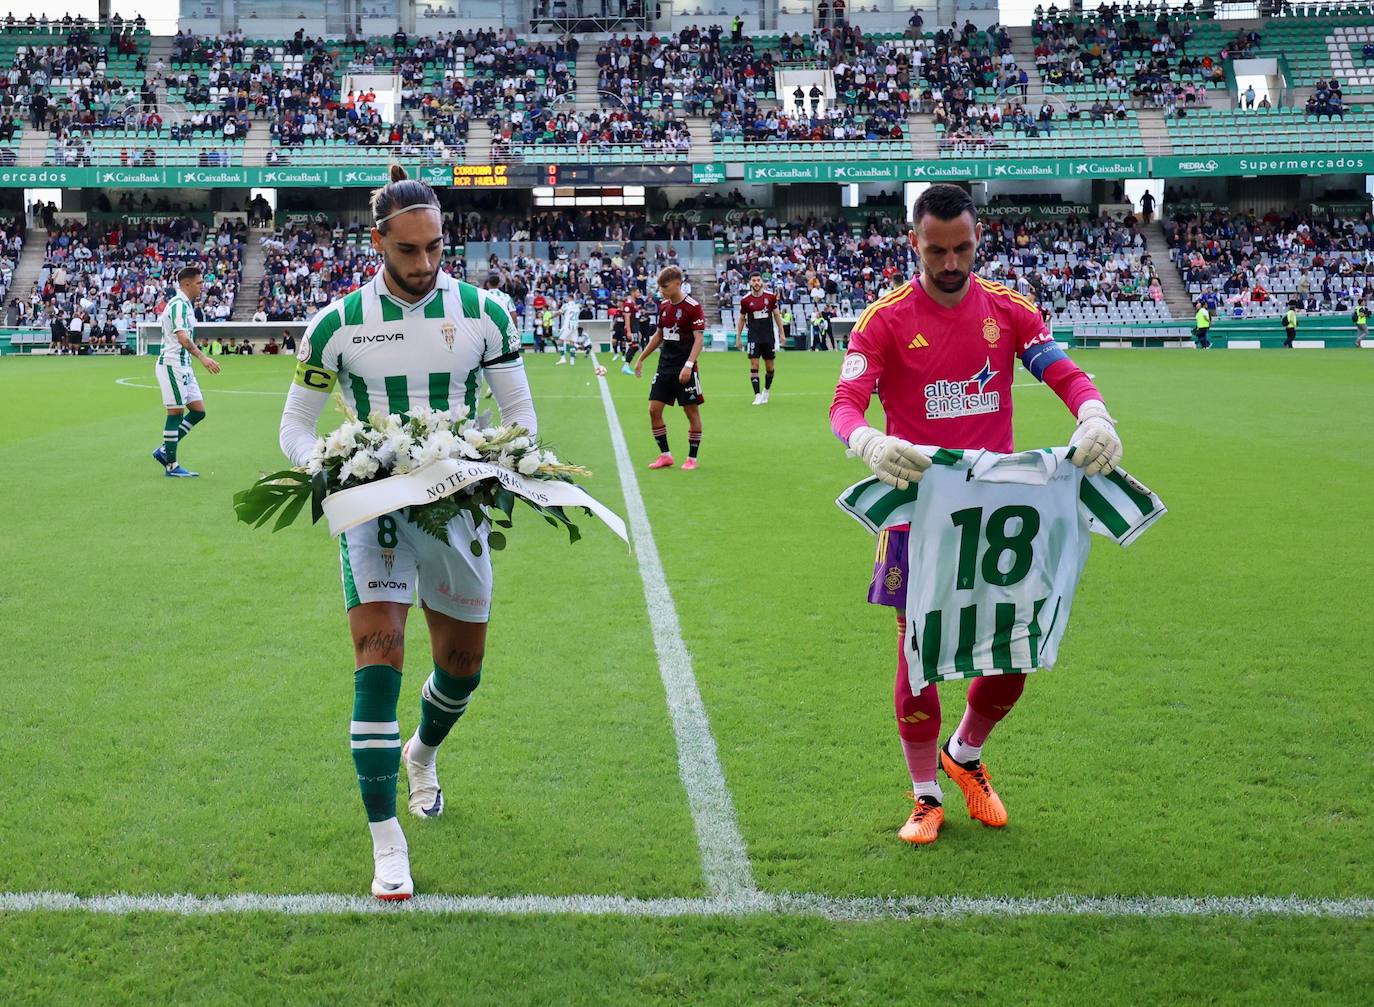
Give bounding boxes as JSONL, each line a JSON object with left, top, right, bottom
{"left": 371, "top": 842, "right": 413, "bottom": 901}
{"left": 751, "top": 393, "right": 763, "bottom": 405}
{"left": 402, "top": 740, "right": 444, "bottom": 818}
{"left": 761, "top": 389, "right": 770, "bottom": 404}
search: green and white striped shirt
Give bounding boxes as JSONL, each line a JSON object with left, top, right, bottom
{"left": 838, "top": 447, "right": 1165, "bottom": 687}
{"left": 157, "top": 291, "right": 196, "bottom": 368}
{"left": 293, "top": 270, "right": 521, "bottom": 419}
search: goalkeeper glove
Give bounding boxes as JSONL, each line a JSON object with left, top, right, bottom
{"left": 848, "top": 426, "right": 931, "bottom": 490}
{"left": 1069, "top": 400, "right": 1122, "bottom": 477}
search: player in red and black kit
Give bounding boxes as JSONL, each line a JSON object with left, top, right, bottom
{"left": 617, "top": 293, "right": 641, "bottom": 374}
{"left": 632, "top": 265, "right": 705, "bottom": 470}
{"left": 736, "top": 271, "right": 783, "bottom": 405}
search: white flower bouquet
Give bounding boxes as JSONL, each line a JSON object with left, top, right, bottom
{"left": 233, "top": 405, "right": 595, "bottom": 555}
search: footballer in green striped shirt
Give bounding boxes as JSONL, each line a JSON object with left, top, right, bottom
{"left": 152, "top": 265, "right": 220, "bottom": 477}
{"left": 278, "top": 165, "right": 537, "bottom": 901}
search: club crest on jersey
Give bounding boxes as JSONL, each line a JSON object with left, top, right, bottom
{"left": 441, "top": 321, "right": 457, "bottom": 351}
{"left": 381, "top": 549, "right": 396, "bottom": 576}
{"left": 982, "top": 317, "right": 1001, "bottom": 346}
{"left": 884, "top": 565, "right": 904, "bottom": 592}
{"left": 924, "top": 358, "right": 1000, "bottom": 420}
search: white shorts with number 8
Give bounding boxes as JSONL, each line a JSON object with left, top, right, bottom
{"left": 338, "top": 509, "right": 492, "bottom": 623}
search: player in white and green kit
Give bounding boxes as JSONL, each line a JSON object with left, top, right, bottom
{"left": 555, "top": 295, "right": 581, "bottom": 365}
{"left": 278, "top": 166, "right": 537, "bottom": 901}
{"left": 152, "top": 265, "right": 221, "bottom": 477}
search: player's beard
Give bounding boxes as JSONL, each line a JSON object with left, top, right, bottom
{"left": 383, "top": 255, "right": 438, "bottom": 300}
{"left": 930, "top": 268, "right": 969, "bottom": 294}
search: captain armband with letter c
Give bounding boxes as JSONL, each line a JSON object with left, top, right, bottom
{"left": 293, "top": 359, "right": 338, "bottom": 393}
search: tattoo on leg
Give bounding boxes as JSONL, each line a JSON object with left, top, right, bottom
{"left": 356, "top": 630, "right": 406, "bottom": 656}
{"left": 443, "top": 647, "right": 485, "bottom": 674}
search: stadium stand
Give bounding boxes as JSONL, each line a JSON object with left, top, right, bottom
{"left": 1164, "top": 207, "right": 1374, "bottom": 317}
{"left": 978, "top": 211, "right": 1172, "bottom": 323}
{"left": 1, "top": 2, "right": 1373, "bottom": 353}
{"left": 25, "top": 217, "right": 246, "bottom": 334}
{"left": 716, "top": 213, "right": 918, "bottom": 339}
{"left": 256, "top": 215, "right": 702, "bottom": 325}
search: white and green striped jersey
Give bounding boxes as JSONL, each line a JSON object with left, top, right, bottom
{"left": 292, "top": 270, "right": 522, "bottom": 418}
{"left": 157, "top": 291, "right": 196, "bottom": 368}
{"left": 560, "top": 299, "right": 581, "bottom": 340}
{"left": 838, "top": 446, "right": 1165, "bottom": 688}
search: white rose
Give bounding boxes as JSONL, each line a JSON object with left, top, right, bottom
{"left": 350, "top": 450, "right": 381, "bottom": 481}
{"left": 454, "top": 438, "right": 481, "bottom": 460}
{"left": 305, "top": 455, "right": 325, "bottom": 476}
{"left": 451, "top": 404, "right": 471, "bottom": 422}
{"left": 412, "top": 442, "right": 445, "bottom": 468}
{"left": 517, "top": 453, "right": 541, "bottom": 475}
{"left": 323, "top": 427, "right": 355, "bottom": 459}
{"left": 509, "top": 436, "right": 531, "bottom": 452}
{"left": 462, "top": 428, "right": 487, "bottom": 449}
{"left": 539, "top": 449, "right": 561, "bottom": 467}
{"left": 496, "top": 450, "right": 516, "bottom": 471}
{"left": 375, "top": 430, "right": 411, "bottom": 468}
{"left": 425, "top": 429, "right": 459, "bottom": 459}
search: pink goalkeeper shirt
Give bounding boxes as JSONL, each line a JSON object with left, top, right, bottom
{"left": 830, "top": 274, "right": 1101, "bottom": 453}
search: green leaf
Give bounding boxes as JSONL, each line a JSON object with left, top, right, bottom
{"left": 468, "top": 537, "right": 483, "bottom": 556}
{"left": 272, "top": 487, "right": 311, "bottom": 531}
{"left": 487, "top": 530, "right": 507, "bottom": 551}
{"left": 494, "top": 487, "right": 516, "bottom": 520}
{"left": 310, "top": 470, "right": 329, "bottom": 525}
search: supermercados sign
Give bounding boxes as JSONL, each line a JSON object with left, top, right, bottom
{"left": 1151, "top": 154, "right": 1374, "bottom": 177}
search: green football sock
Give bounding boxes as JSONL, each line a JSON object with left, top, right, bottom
{"left": 412, "top": 663, "right": 481, "bottom": 762}
{"left": 351, "top": 664, "right": 402, "bottom": 823}
{"left": 162, "top": 414, "right": 181, "bottom": 463}
{"left": 177, "top": 408, "right": 205, "bottom": 441}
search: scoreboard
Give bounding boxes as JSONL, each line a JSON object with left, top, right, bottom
{"left": 451, "top": 165, "right": 515, "bottom": 187}
{"left": 448, "top": 164, "right": 595, "bottom": 187}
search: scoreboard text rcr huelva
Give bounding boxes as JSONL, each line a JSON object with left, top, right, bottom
{"left": 451, "top": 165, "right": 511, "bottom": 187}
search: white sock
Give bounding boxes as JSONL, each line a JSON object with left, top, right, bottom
{"left": 912, "top": 780, "right": 943, "bottom": 804}
{"left": 368, "top": 816, "right": 406, "bottom": 853}
{"left": 406, "top": 729, "right": 438, "bottom": 766}
{"left": 948, "top": 734, "right": 982, "bottom": 764}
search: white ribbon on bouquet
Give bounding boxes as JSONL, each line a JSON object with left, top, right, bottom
{"left": 322, "top": 458, "right": 628, "bottom": 542}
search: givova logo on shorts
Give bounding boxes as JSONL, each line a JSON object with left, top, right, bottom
{"left": 925, "top": 359, "right": 1000, "bottom": 420}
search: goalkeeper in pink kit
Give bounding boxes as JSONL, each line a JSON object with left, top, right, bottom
{"left": 828, "top": 185, "right": 1123, "bottom": 845}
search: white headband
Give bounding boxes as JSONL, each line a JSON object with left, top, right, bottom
{"left": 375, "top": 202, "right": 442, "bottom": 227}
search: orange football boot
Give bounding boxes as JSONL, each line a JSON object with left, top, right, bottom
{"left": 898, "top": 795, "right": 945, "bottom": 845}
{"left": 940, "top": 742, "right": 1008, "bottom": 827}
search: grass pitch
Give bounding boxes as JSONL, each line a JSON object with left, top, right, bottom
{"left": 0, "top": 349, "right": 1370, "bottom": 1004}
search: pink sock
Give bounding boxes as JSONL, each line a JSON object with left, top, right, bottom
{"left": 956, "top": 674, "right": 1028, "bottom": 748}
{"left": 894, "top": 615, "right": 941, "bottom": 785}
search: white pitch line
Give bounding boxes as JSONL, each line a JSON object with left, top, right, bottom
{"left": 590, "top": 350, "right": 757, "bottom": 900}
{"left": 116, "top": 376, "right": 285, "bottom": 396}
{"left": 1, "top": 891, "right": 1368, "bottom": 920}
